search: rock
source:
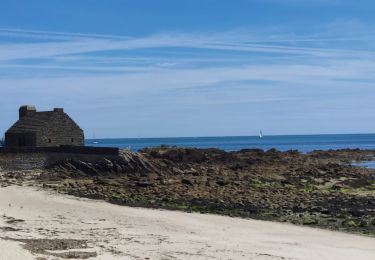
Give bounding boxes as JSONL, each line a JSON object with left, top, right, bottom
{"left": 343, "top": 219, "right": 358, "bottom": 227}
{"left": 359, "top": 220, "right": 368, "bottom": 227}
{"left": 303, "top": 217, "right": 318, "bottom": 225}
{"left": 216, "top": 180, "right": 229, "bottom": 186}
{"left": 115, "top": 164, "right": 123, "bottom": 172}
{"left": 136, "top": 181, "right": 153, "bottom": 187}
{"left": 349, "top": 210, "right": 364, "bottom": 217}
{"left": 181, "top": 179, "right": 193, "bottom": 186}
{"left": 3, "top": 146, "right": 375, "bottom": 236}
{"left": 320, "top": 208, "right": 331, "bottom": 215}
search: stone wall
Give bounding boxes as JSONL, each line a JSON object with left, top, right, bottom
{"left": 5, "top": 132, "right": 37, "bottom": 147}
{"left": 0, "top": 150, "right": 120, "bottom": 171}
{"left": 0, "top": 152, "right": 47, "bottom": 171}
{"left": 37, "top": 111, "right": 84, "bottom": 147}
{"left": 0, "top": 146, "right": 119, "bottom": 156}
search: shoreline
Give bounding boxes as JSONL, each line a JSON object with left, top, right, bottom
{"left": 1, "top": 184, "right": 375, "bottom": 259}
{"left": 1, "top": 147, "right": 374, "bottom": 237}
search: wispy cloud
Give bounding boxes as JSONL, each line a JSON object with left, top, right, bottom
{"left": 0, "top": 27, "right": 374, "bottom": 65}
{"left": 1, "top": 24, "right": 375, "bottom": 137}
{"left": 1, "top": 26, "right": 374, "bottom": 85}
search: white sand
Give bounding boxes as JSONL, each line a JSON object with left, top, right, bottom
{"left": 0, "top": 185, "right": 374, "bottom": 260}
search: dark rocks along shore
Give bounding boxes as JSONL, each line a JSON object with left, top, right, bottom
{"left": 1, "top": 147, "right": 374, "bottom": 236}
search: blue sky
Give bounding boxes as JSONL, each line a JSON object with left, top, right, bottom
{"left": 0, "top": 0, "right": 375, "bottom": 138}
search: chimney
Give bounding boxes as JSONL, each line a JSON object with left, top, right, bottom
{"left": 54, "top": 108, "right": 64, "bottom": 113}
{"left": 19, "top": 105, "right": 36, "bottom": 119}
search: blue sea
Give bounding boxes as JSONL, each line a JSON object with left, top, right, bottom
{"left": 352, "top": 161, "right": 375, "bottom": 169}
{"left": 86, "top": 134, "right": 375, "bottom": 153}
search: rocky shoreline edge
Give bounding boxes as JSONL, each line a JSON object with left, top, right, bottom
{"left": 1, "top": 147, "right": 374, "bottom": 236}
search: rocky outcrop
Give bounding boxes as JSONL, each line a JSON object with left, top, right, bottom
{"left": 1, "top": 147, "right": 375, "bottom": 236}
{"left": 45, "top": 150, "right": 160, "bottom": 176}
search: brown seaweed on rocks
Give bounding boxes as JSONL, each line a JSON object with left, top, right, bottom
{"left": 1, "top": 147, "right": 375, "bottom": 236}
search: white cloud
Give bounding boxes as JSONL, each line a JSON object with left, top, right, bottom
{"left": 1, "top": 25, "right": 375, "bottom": 137}
{"left": 0, "top": 28, "right": 374, "bottom": 64}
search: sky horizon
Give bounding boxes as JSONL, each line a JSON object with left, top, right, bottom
{"left": 1, "top": 0, "right": 375, "bottom": 138}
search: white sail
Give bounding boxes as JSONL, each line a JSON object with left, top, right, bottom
{"left": 92, "top": 132, "right": 99, "bottom": 144}
{"left": 259, "top": 130, "right": 263, "bottom": 139}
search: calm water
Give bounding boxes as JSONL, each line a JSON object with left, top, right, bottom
{"left": 85, "top": 134, "right": 375, "bottom": 153}
{"left": 352, "top": 161, "right": 375, "bottom": 169}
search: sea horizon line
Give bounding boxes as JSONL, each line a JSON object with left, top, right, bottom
{"left": 85, "top": 132, "right": 375, "bottom": 140}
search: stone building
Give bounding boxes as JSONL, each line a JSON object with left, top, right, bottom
{"left": 5, "top": 105, "right": 84, "bottom": 148}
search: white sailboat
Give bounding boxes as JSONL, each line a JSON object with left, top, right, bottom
{"left": 92, "top": 133, "right": 99, "bottom": 144}
{"left": 259, "top": 130, "right": 263, "bottom": 139}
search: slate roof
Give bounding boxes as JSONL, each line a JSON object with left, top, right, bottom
{"left": 6, "top": 111, "right": 82, "bottom": 134}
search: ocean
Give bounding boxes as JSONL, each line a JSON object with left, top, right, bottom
{"left": 85, "top": 133, "right": 375, "bottom": 153}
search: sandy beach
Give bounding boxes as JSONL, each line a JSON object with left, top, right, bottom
{"left": 0, "top": 185, "right": 374, "bottom": 259}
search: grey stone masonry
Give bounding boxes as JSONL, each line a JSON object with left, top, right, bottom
{"left": 5, "top": 105, "right": 84, "bottom": 148}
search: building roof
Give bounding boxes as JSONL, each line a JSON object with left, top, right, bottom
{"left": 6, "top": 110, "right": 83, "bottom": 134}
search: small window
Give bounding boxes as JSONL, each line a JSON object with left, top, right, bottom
{"left": 71, "top": 138, "right": 74, "bottom": 143}
{"left": 48, "top": 138, "right": 52, "bottom": 143}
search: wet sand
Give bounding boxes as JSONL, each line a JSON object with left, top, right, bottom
{"left": 0, "top": 185, "right": 374, "bottom": 259}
